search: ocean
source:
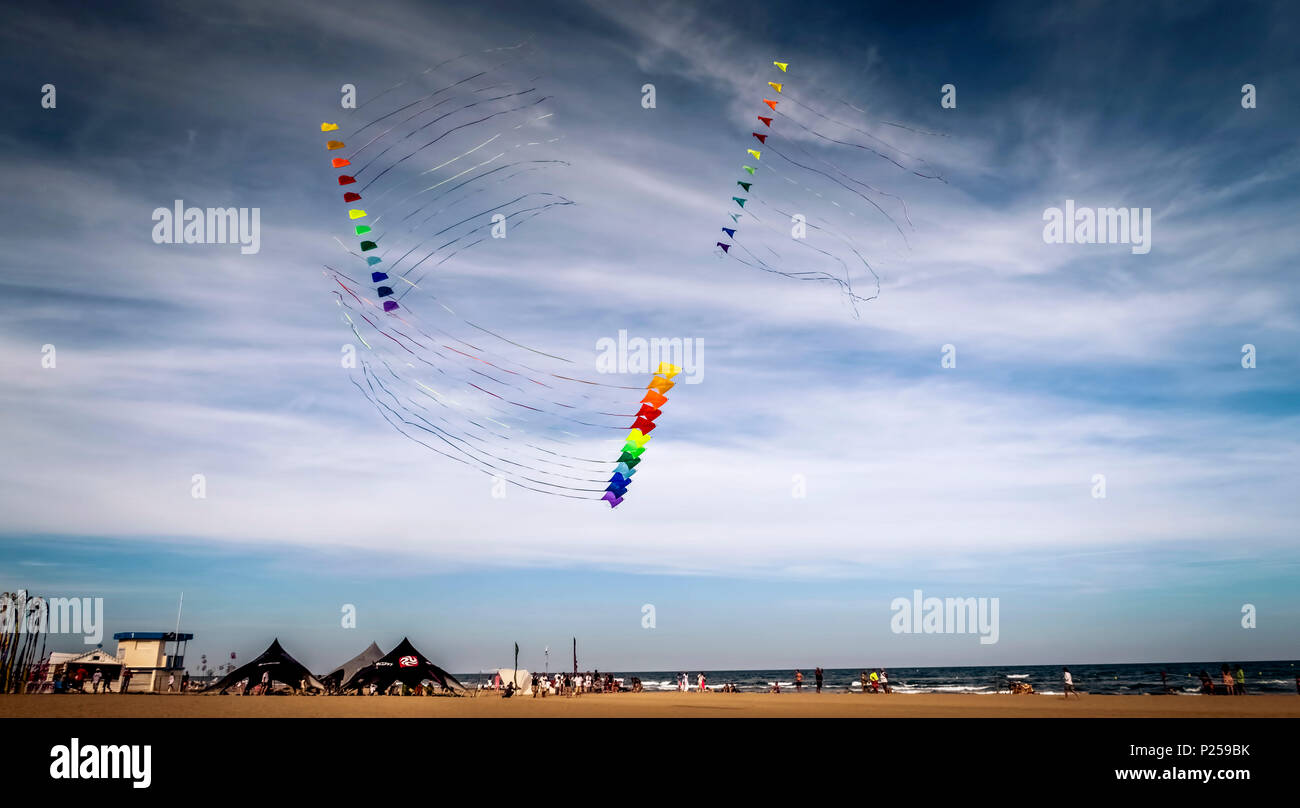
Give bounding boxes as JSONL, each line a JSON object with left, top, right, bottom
{"left": 460, "top": 660, "right": 1300, "bottom": 695}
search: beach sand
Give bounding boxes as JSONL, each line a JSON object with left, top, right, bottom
{"left": 3, "top": 692, "right": 1296, "bottom": 718}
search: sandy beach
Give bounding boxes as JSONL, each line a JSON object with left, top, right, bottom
{"left": 3, "top": 692, "right": 1296, "bottom": 718}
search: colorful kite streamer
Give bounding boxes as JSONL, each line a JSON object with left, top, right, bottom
{"left": 712, "top": 60, "right": 946, "bottom": 317}
{"left": 318, "top": 49, "right": 678, "bottom": 508}
{"left": 600, "top": 362, "right": 680, "bottom": 508}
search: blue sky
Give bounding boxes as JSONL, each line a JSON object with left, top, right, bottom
{"left": 1, "top": 0, "right": 1298, "bottom": 672}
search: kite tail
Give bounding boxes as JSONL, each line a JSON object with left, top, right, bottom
{"left": 602, "top": 363, "right": 680, "bottom": 508}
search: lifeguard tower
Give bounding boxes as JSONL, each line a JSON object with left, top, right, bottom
{"left": 113, "top": 631, "right": 193, "bottom": 692}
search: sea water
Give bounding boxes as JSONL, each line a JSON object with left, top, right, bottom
{"left": 457, "top": 660, "right": 1300, "bottom": 695}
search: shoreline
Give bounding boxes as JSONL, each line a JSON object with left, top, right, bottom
{"left": 4, "top": 692, "right": 1297, "bottom": 718}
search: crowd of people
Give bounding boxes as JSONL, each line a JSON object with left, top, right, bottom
{"left": 46, "top": 666, "right": 188, "bottom": 694}
{"left": 856, "top": 668, "right": 891, "bottom": 693}
{"left": 1192, "top": 664, "right": 1250, "bottom": 695}
{"left": 41, "top": 662, "right": 1298, "bottom": 698}
{"left": 493, "top": 670, "right": 627, "bottom": 697}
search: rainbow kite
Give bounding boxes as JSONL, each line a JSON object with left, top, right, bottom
{"left": 320, "top": 122, "right": 397, "bottom": 311}
{"left": 715, "top": 62, "right": 788, "bottom": 261}
{"left": 601, "top": 362, "right": 680, "bottom": 508}
{"left": 317, "top": 56, "right": 682, "bottom": 509}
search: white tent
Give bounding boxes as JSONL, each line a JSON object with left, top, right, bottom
{"left": 496, "top": 668, "right": 531, "bottom": 695}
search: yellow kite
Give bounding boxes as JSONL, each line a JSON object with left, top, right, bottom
{"left": 773, "top": 62, "right": 788, "bottom": 72}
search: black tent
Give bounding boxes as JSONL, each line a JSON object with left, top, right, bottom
{"left": 204, "top": 639, "right": 326, "bottom": 694}
{"left": 341, "top": 637, "right": 463, "bottom": 694}
{"left": 321, "top": 641, "right": 383, "bottom": 690}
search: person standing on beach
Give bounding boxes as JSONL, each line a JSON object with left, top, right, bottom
{"left": 860, "top": 671, "right": 869, "bottom": 694}
{"left": 1235, "top": 665, "right": 1246, "bottom": 695}
{"left": 1062, "top": 667, "right": 1079, "bottom": 699}
{"left": 815, "top": 667, "right": 823, "bottom": 693}
{"left": 794, "top": 670, "right": 803, "bottom": 692}
{"left": 120, "top": 668, "right": 132, "bottom": 693}
{"left": 880, "top": 669, "right": 890, "bottom": 694}
{"left": 260, "top": 670, "right": 269, "bottom": 694}
{"left": 91, "top": 670, "right": 102, "bottom": 693}
{"left": 167, "top": 672, "right": 176, "bottom": 692}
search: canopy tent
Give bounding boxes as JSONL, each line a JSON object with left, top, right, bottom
{"left": 321, "top": 641, "right": 383, "bottom": 690}
{"left": 203, "top": 639, "right": 325, "bottom": 694}
{"left": 496, "top": 668, "right": 532, "bottom": 695}
{"left": 342, "top": 637, "right": 464, "bottom": 694}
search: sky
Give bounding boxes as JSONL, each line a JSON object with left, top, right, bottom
{"left": 1, "top": 0, "right": 1297, "bottom": 674}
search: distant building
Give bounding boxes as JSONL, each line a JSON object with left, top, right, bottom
{"left": 114, "top": 631, "right": 194, "bottom": 692}
{"left": 44, "top": 647, "right": 124, "bottom": 691}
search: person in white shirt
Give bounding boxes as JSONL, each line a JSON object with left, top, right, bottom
{"left": 1062, "top": 667, "right": 1079, "bottom": 699}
